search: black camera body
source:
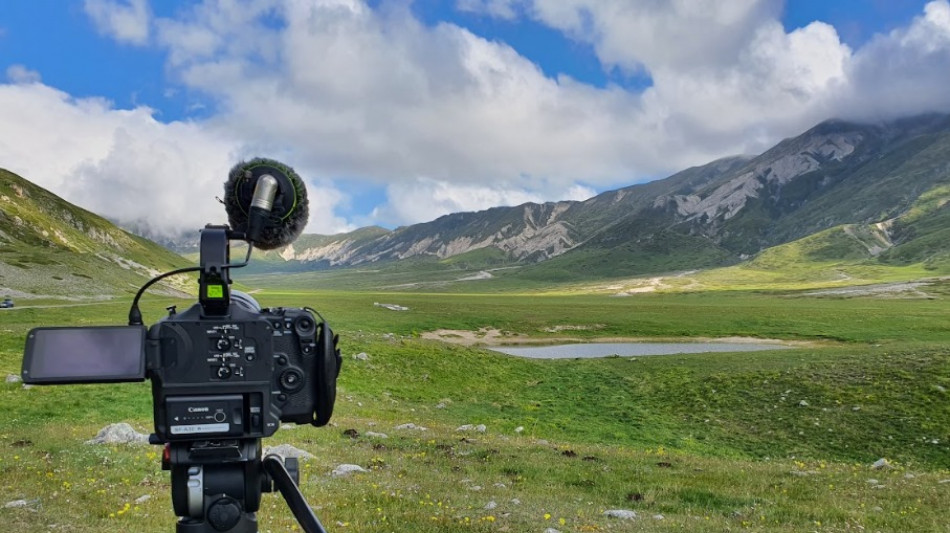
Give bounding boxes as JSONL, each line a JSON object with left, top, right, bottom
{"left": 148, "top": 302, "right": 340, "bottom": 443}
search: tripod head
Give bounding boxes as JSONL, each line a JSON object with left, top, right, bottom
{"left": 165, "top": 439, "right": 327, "bottom": 533}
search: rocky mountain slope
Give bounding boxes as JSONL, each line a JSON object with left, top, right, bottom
{"left": 256, "top": 113, "right": 950, "bottom": 278}
{"left": 0, "top": 169, "right": 191, "bottom": 299}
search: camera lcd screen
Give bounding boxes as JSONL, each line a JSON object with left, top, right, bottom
{"left": 22, "top": 326, "right": 147, "bottom": 384}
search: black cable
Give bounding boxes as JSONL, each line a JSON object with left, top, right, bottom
{"left": 128, "top": 266, "right": 201, "bottom": 325}
{"left": 127, "top": 241, "right": 255, "bottom": 326}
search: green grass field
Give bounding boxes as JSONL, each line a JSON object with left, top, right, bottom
{"left": 1, "top": 288, "right": 948, "bottom": 532}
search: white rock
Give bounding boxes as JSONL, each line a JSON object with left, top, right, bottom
{"left": 264, "top": 444, "right": 315, "bottom": 460}
{"left": 456, "top": 424, "right": 487, "bottom": 433}
{"left": 653, "top": 514, "right": 665, "bottom": 520}
{"left": 514, "top": 426, "right": 524, "bottom": 433}
{"left": 365, "top": 431, "right": 389, "bottom": 439}
{"left": 871, "top": 458, "right": 892, "bottom": 470}
{"left": 6, "top": 374, "right": 21, "bottom": 383}
{"left": 332, "top": 464, "right": 368, "bottom": 477}
{"left": 544, "top": 529, "right": 562, "bottom": 533}
{"left": 4, "top": 499, "right": 31, "bottom": 509}
{"left": 353, "top": 352, "right": 370, "bottom": 361}
{"left": 798, "top": 400, "right": 809, "bottom": 407}
{"left": 134, "top": 495, "right": 151, "bottom": 504}
{"left": 400, "top": 422, "right": 424, "bottom": 430}
{"left": 604, "top": 509, "right": 638, "bottom": 520}
{"left": 394, "top": 423, "right": 427, "bottom": 431}
{"left": 86, "top": 423, "right": 148, "bottom": 445}
{"left": 484, "top": 501, "right": 497, "bottom": 510}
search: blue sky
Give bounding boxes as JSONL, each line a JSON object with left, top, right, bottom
{"left": 1, "top": 0, "right": 949, "bottom": 238}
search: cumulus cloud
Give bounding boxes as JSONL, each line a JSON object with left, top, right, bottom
{"left": 0, "top": 83, "right": 233, "bottom": 235}
{"left": 527, "top": 0, "right": 784, "bottom": 73}
{"left": 84, "top": 0, "right": 151, "bottom": 45}
{"left": 150, "top": 1, "right": 707, "bottom": 206}
{"left": 836, "top": 0, "right": 950, "bottom": 119}
{"left": 0, "top": 82, "right": 354, "bottom": 237}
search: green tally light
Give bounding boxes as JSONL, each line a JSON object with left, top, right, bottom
{"left": 207, "top": 285, "right": 225, "bottom": 299}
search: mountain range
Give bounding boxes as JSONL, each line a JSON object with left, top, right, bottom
{"left": 246, "top": 112, "right": 950, "bottom": 281}
{"left": 4, "top": 112, "right": 950, "bottom": 296}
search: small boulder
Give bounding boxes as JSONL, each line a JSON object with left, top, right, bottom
{"left": 332, "top": 464, "right": 368, "bottom": 477}
{"left": 264, "top": 444, "right": 315, "bottom": 460}
{"left": 86, "top": 423, "right": 148, "bottom": 445}
{"left": 871, "top": 458, "right": 892, "bottom": 470}
{"left": 394, "top": 423, "right": 427, "bottom": 431}
{"left": 4, "top": 499, "right": 34, "bottom": 509}
{"left": 604, "top": 509, "right": 638, "bottom": 520}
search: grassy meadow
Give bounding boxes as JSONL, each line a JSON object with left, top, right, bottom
{"left": 0, "top": 285, "right": 948, "bottom": 532}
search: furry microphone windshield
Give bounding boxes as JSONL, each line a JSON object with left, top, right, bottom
{"left": 224, "top": 158, "right": 310, "bottom": 250}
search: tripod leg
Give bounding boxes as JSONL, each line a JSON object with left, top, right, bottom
{"left": 262, "top": 455, "right": 328, "bottom": 533}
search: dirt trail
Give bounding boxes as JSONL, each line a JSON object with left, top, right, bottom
{"left": 420, "top": 327, "right": 816, "bottom": 348}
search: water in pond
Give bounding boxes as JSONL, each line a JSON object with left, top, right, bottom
{"left": 490, "top": 342, "right": 789, "bottom": 359}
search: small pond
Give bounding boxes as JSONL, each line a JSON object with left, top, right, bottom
{"left": 490, "top": 342, "right": 790, "bottom": 359}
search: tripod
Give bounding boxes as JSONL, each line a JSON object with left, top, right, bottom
{"left": 164, "top": 439, "right": 328, "bottom": 533}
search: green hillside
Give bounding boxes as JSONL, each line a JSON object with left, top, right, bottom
{"left": 0, "top": 168, "right": 192, "bottom": 300}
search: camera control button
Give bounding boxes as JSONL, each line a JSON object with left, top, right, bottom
{"left": 279, "top": 368, "right": 304, "bottom": 392}
{"left": 216, "top": 338, "right": 231, "bottom": 351}
{"left": 213, "top": 411, "right": 226, "bottom": 423}
{"left": 216, "top": 366, "right": 232, "bottom": 380}
{"left": 277, "top": 356, "right": 288, "bottom": 366}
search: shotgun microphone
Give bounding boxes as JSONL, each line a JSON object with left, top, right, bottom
{"left": 223, "top": 158, "right": 309, "bottom": 250}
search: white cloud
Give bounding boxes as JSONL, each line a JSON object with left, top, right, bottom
{"left": 152, "top": 1, "right": 693, "bottom": 190}
{"left": 527, "top": 0, "right": 783, "bottom": 72}
{"left": 84, "top": 0, "right": 151, "bottom": 45}
{"left": 456, "top": 0, "right": 520, "bottom": 20}
{"left": 302, "top": 180, "right": 357, "bottom": 235}
{"left": 836, "top": 0, "right": 950, "bottom": 119}
{"left": 6, "top": 64, "right": 41, "bottom": 84}
{"left": 0, "top": 82, "right": 351, "bottom": 237}
{"left": 374, "top": 177, "right": 596, "bottom": 227}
